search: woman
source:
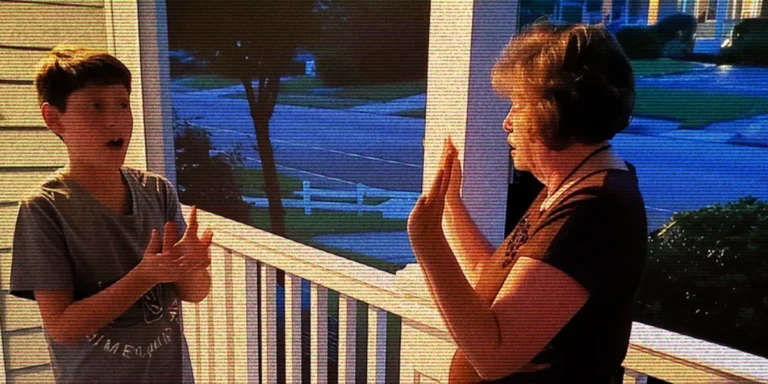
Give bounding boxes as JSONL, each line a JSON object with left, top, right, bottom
{"left": 407, "top": 21, "right": 647, "bottom": 383}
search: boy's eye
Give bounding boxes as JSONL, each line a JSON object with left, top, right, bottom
{"left": 120, "top": 103, "right": 129, "bottom": 109}
{"left": 92, "top": 103, "right": 101, "bottom": 109}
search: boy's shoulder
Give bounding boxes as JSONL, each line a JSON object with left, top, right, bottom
{"left": 18, "top": 169, "right": 73, "bottom": 209}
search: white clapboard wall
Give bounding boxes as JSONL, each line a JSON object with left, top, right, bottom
{"left": 0, "top": 1, "right": 106, "bottom": 382}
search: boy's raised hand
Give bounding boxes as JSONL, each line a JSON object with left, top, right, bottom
{"left": 139, "top": 227, "right": 206, "bottom": 285}
{"left": 173, "top": 206, "right": 214, "bottom": 269}
{"left": 138, "top": 206, "right": 214, "bottom": 285}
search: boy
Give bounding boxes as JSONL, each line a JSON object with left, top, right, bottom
{"left": 10, "top": 46, "right": 213, "bottom": 383}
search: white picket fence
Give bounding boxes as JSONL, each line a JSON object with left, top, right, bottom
{"left": 243, "top": 181, "right": 420, "bottom": 219}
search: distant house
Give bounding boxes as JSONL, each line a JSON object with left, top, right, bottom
{"left": 530, "top": 0, "right": 765, "bottom": 50}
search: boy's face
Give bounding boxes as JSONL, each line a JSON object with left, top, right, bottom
{"left": 44, "top": 83, "right": 132, "bottom": 172}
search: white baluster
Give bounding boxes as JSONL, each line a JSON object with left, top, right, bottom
{"left": 368, "top": 305, "right": 388, "bottom": 384}
{"left": 285, "top": 273, "right": 303, "bottom": 383}
{"left": 260, "top": 263, "right": 278, "bottom": 383}
{"left": 311, "top": 282, "right": 329, "bottom": 383}
{"left": 211, "top": 247, "right": 229, "bottom": 380}
{"left": 338, "top": 294, "right": 358, "bottom": 383}
{"left": 181, "top": 292, "right": 201, "bottom": 381}
{"left": 246, "top": 259, "right": 260, "bottom": 383}
{"left": 230, "top": 253, "right": 249, "bottom": 383}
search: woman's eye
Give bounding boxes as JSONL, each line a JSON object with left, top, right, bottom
{"left": 120, "top": 103, "right": 129, "bottom": 109}
{"left": 92, "top": 103, "right": 101, "bottom": 109}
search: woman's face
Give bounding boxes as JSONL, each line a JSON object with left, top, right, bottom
{"left": 504, "top": 102, "right": 545, "bottom": 174}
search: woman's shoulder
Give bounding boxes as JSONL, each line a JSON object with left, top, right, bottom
{"left": 539, "top": 165, "right": 644, "bottom": 229}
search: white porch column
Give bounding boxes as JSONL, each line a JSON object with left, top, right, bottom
{"left": 104, "top": 0, "right": 147, "bottom": 172}
{"left": 111, "top": 0, "right": 176, "bottom": 182}
{"left": 399, "top": 0, "right": 521, "bottom": 382}
{"left": 136, "top": 0, "right": 176, "bottom": 183}
{"left": 423, "top": 0, "right": 519, "bottom": 257}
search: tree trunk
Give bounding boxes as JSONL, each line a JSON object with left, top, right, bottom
{"left": 242, "top": 75, "right": 286, "bottom": 236}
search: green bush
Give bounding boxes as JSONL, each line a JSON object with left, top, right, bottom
{"left": 637, "top": 196, "right": 768, "bottom": 358}
{"left": 173, "top": 113, "right": 254, "bottom": 226}
{"left": 616, "top": 26, "right": 662, "bottom": 59}
{"left": 311, "top": 0, "right": 429, "bottom": 86}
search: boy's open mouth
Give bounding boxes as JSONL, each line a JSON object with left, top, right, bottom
{"left": 106, "top": 138, "right": 125, "bottom": 149}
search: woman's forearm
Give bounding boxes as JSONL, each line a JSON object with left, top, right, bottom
{"left": 444, "top": 199, "right": 495, "bottom": 285}
{"left": 414, "top": 238, "right": 502, "bottom": 372}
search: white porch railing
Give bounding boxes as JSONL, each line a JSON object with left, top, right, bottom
{"left": 182, "top": 206, "right": 768, "bottom": 383}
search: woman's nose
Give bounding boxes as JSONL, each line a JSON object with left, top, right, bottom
{"left": 503, "top": 117, "right": 514, "bottom": 133}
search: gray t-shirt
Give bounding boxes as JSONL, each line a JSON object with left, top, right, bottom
{"left": 10, "top": 167, "right": 193, "bottom": 384}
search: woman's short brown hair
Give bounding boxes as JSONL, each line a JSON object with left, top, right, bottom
{"left": 492, "top": 21, "right": 635, "bottom": 150}
{"left": 34, "top": 45, "right": 132, "bottom": 112}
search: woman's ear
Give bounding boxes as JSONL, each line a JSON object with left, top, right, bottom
{"left": 41, "top": 102, "right": 64, "bottom": 138}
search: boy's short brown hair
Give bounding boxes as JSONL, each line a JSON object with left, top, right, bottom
{"left": 34, "top": 45, "right": 132, "bottom": 112}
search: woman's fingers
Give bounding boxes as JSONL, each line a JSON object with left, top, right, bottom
{"left": 427, "top": 169, "right": 445, "bottom": 204}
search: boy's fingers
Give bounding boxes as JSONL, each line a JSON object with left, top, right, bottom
{"left": 163, "top": 221, "right": 178, "bottom": 251}
{"left": 146, "top": 229, "right": 162, "bottom": 253}
{"left": 201, "top": 228, "right": 214, "bottom": 248}
{"left": 183, "top": 206, "right": 199, "bottom": 240}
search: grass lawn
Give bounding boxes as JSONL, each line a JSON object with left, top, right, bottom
{"left": 235, "top": 167, "right": 389, "bottom": 205}
{"left": 634, "top": 85, "right": 768, "bottom": 129}
{"left": 331, "top": 80, "right": 426, "bottom": 101}
{"left": 185, "top": 73, "right": 425, "bottom": 107}
{"left": 391, "top": 107, "right": 426, "bottom": 119}
{"left": 234, "top": 167, "right": 303, "bottom": 198}
{"left": 233, "top": 168, "right": 409, "bottom": 273}
{"left": 248, "top": 207, "right": 406, "bottom": 239}
{"left": 176, "top": 75, "right": 241, "bottom": 90}
{"left": 630, "top": 59, "right": 711, "bottom": 77}
{"left": 246, "top": 206, "right": 407, "bottom": 273}
{"left": 222, "top": 91, "right": 372, "bottom": 109}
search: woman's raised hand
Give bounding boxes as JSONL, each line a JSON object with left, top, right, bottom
{"left": 443, "top": 137, "right": 462, "bottom": 208}
{"left": 407, "top": 137, "right": 456, "bottom": 255}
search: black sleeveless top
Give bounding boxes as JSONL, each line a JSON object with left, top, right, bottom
{"left": 483, "top": 163, "right": 647, "bottom": 384}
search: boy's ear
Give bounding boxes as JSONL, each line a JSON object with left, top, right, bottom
{"left": 41, "top": 103, "right": 64, "bottom": 138}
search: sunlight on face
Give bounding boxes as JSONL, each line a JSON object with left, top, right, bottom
{"left": 58, "top": 83, "right": 133, "bottom": 171}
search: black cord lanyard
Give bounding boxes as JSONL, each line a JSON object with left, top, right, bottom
{"left": 548, "top": 144, "right": 612, "bottom": 200}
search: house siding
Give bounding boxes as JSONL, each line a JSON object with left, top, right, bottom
{"left": 0, "top": 1, "right": 106, "bottom": 382}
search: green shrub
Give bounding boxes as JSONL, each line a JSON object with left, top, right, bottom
{"left": 637, "top": 196, "right": 768, "bottom": 358}
{"left": 173, "top": 113, "right": 254, "bottom": 226}
{"left": 616, "top": 26, "right": 662, "bottom": 59}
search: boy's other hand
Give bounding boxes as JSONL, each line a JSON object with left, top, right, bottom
{"left": 174, "top": 206, "right": 214, "bottom": 271}
{"left": 138, "top": 228, "right": 207, "bottom": 285}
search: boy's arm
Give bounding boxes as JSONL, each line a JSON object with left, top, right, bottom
{"left": 164, "top": 178, "right": 213, "bottom": 303}
{"left": 35, "top": 227, "right": 207, "bottom": 345}
{"left": 167, "top": 207, "right": 214, "bottom": 303}
{"left": 35, "top": 266, "right": 154, "bottom": 345}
